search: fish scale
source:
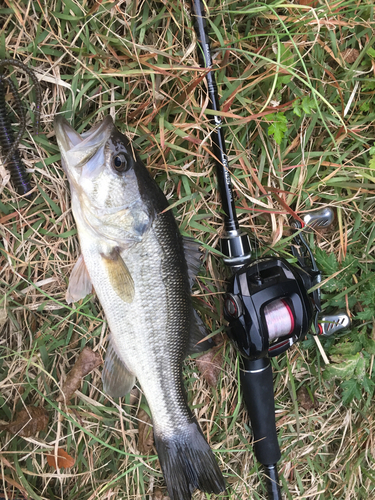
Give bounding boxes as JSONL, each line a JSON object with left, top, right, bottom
{"left": 54, "top": 115, "right": 226, "bottom": 500}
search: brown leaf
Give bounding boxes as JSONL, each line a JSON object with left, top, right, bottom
{"left": 137, "top": 409, "right": 154, "bottom": 454}
{"left": 6, "top": 406, "right": 49, "bottom": 438}
{"left": 46, "top": 448, "right": 75, "bottom": 469}
{"left": 152, "top": 489, "right": 170, "bottom": 500}
{"left": 341, "top": 48, "right": 360, "bottom": 64}
{"left": 129, "top": 387, "right": 140, "bottom": 406}
{"left": 297, "top": 386, "right": 318, "bottom": 411}
{"left": 56, "top": 347, "right": 102, "bottom": 402}
{"left": 297, "top": 0, "right": 318, "bottom": 5}
{"left": 195, "top": 346, "right": 223, "bottom": 387}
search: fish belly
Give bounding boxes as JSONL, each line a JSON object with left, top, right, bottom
{"left": 78, "top": 222, "right": 191, "bottom": 433}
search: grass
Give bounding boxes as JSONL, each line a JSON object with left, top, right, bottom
{"left": 1, "top": 0, "right": 375, "bottom": 498}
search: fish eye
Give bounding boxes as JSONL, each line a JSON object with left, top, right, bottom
{"left": 112, "top": 153, "right": 128, "bottom": 172}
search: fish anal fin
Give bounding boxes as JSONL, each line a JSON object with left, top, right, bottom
{"left": 101, "top": 249, "right": 135, "bottom": 303}
{"left": 66, "top": 254, "right": 93, "bottom": 304}
{"left": 102, "top": 339, "right": 135, "bottom": 398}
{"left": 186, "top": 310, "right": 213, "bottom": 356}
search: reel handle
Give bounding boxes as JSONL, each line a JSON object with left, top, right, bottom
{"left": 241, "top": 357, "right": 282, "bottom": 499}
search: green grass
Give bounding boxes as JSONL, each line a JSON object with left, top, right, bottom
{"left": 1, "top": 0, "right": 375, "bottom": 499}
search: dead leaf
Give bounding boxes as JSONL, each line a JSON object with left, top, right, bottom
{"left": 341, "top": 48, "right": 360, "bottom": 64}
{"left": 152, "top": 489, "right": 170, "bottom": 500}
{"left": 297, "top": 386, "right": 318, "bottom": 410}
{"left": 5, "top": 406, "right": 49, "bottom": 438}
{"left": 137, "top": 409, "right": 154, "bottom": 454}
{"left": 46, "top": 448, "right": 75, "bottom": 469}
{"left": 297, "top": 0, "right": 318, "bottom": 5}
{"left": 129, "top": 387, "right": 140, "bottom": 406}
{"left": 56, "top": 347, "right": 102, "bottom": 402}
{"left": 196, "top": 346, "right": 223, "bottom": 387}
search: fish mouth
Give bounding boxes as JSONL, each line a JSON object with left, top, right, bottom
{"left": 54, "top": 115, "right": 114, "bottom": 179}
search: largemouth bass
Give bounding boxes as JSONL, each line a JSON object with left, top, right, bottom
{"left": 54, "top": 115, "right": 225, "bottom": 500}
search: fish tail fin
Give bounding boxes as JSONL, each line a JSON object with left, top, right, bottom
{"left": 154, "top": 421, "right": 225, "bottom": 500}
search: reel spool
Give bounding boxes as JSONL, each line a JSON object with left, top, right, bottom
{"left": 264, "top": 299, "right": 294, "bottom": 341}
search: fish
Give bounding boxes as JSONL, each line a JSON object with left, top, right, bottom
{"left": 54, "top": 115, "right": 226, "bottom": 500}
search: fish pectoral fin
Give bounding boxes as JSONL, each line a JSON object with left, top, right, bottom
{"left": 101, "top": 250, "right": 135, "bottom": 303}
{"left": 186, "top": 310, "right": 214, "bottom": 356}
{"left": 66, "top": 254, "right": 93, "bottom": 304}
{"left": 102, "top": 339, "right": 136, "bottom": 398}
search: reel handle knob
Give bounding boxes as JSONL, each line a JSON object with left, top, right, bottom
{"left": 302, "top": 207, "right": 335, "bottom": 230}
{"left": 292, "top": 207, "right": 335, "bottom": 231}
{"left": 318, "top": 311, "right": 351, "bottom": 336}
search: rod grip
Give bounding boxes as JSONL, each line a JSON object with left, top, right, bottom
{"left": 241, "top": 357, "right": 281, "bottom": 466}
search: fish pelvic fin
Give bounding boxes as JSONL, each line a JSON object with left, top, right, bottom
{"left": 154, "top": 421, "right": 225, "bottom": 500}
{"left": 102, "top": 338, "right": 135, "bottom": 398}
{"left": 100, "top": 249, "right": 135, "bottom": 303}
{"left": 66, "top": 254, "right": 93, "bottom": 304}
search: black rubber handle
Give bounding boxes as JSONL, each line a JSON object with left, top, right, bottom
{"left": 241, "top": 357, "right": 281, "bottom": 466}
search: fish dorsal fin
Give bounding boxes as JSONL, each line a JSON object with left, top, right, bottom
{"left": 102, "top": 338, "right": 136, "bottom": 398}
{"left": 100, "top": 249, "right": 135, "bottom": 303}
{"left": 183, "top": 236, "right": 202, "bottom": 288}
{"left": 186, "top": 310, "right": 213, "bottom": 356}
{"left": 66, "top": 254, "right": 93, "bottom": 304}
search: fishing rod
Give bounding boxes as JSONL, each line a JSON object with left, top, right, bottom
{"left": 190, "top": 2, "right": 350, "bottom": 498}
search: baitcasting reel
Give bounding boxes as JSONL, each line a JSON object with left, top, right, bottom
{"left": 224, "top": 207, "right": 350, "bottom": 361}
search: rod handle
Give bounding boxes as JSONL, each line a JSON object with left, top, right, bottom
{"left": 241, "top": 357, "right": 281, "bottom": 466}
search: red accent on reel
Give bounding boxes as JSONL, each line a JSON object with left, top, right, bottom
{"left": 269, "top": 339, "right": 291, "bottom": 352}
{"left": 281, "top": 299, "right": 294, "bottom": 335}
